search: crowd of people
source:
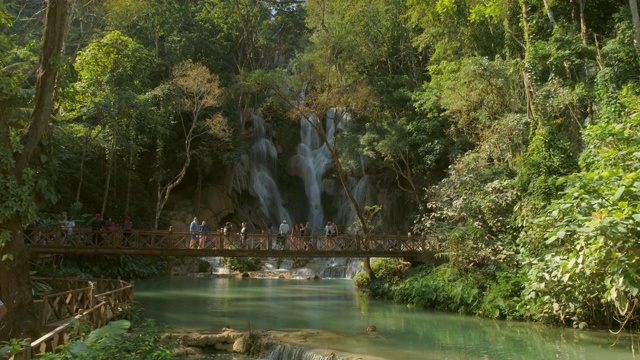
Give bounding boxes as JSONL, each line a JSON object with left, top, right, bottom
{"left": 186, "top": 217, "right": 342, "bottom": 251}
{"left": 22, "top": 210, "right": 350, "bottom": 251}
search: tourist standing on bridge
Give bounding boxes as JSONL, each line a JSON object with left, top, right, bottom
{"left": 91, "top": 213, "right": 105, "bottom": 246}
{"left": 240, "top": 222, "right": 248, "bottom": 249}
{"left": 199, "top": 220, "right": 209, "bottom": 249}
{"left": 278, "top": 220, "right": 290, "bottom": 250}
{"left": 189, "top": 217, "right": 199, "bottom": 249}
{"left": 324, "top": 221, "right": 337, "bottom": 249}
{"left": 63, "top": 215, "right": 75, "bottom": 245}
{"left": 290, "top": 223, "right": 299, "bottom": 249}
{"left": 303, "top": 222, "right": 313, "bottom": 250}
{"left": 0, "top": 299, "right": 6, "bottom": 321}
{"left": 122, "top": 217, "right": 133, "bottom": 246}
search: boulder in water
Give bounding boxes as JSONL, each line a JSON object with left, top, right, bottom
{"left": 366, "top": 325, "right": 376, "bottom": 333}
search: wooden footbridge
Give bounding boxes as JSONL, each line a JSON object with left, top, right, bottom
{"left": 16, "top": 277, "right": 133, "bottom": 360}
{"left": 26, "top": 227, "right": 435, "bottom": 259}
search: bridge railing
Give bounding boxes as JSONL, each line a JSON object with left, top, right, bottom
{"left": 12, "top": 278, "right": 134, "bottom": 360}
{"left": 25, "top": 227, "right": 430, "bottom": 255}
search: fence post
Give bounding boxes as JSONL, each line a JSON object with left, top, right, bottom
{"left": 40, "top": 293, "right": 49, "bottom": 327}
{"left": 25, "top": 344, "right": 32, "bottom": 360}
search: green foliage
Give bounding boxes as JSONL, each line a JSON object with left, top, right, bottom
{"left": 38, "top": 319, "right": 175, "bottom": 360}
{"left": 0, "top": 339, "right": 30, "bottom": 359}
{"left": 371, "top": 258, "right": 410, "bottom": 285}
{"left": 224, "top": 257, "right": 261, "bottom": 273}
{"left": 394, "top": 264, "right": 483, "bottom": 314}
{"left": 515, "top": 123, "right": 579, "bottom": 222}
{"left": 363, "top": 258, "right": 412, "bottom": 299}
{"left": 353, "top": 270, "right": 370, "bottom": 289}
{"left": 56, "top": 255, "right": 172, "bottom": 281}
{"left": 520, "top": 89, "right": 640, "bottom": 328}
{"left": 594, "top": 17, "right": 640, "bottom": 117}
{"left": 419, "top": 57, "right": 524, "bottom": 142}
{"left": 477, "top": 268, "right": 526, "bottom": 320}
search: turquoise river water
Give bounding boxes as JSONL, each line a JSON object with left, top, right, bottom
{"left": 135, "top": 276, "right": 637, "bottom": 360}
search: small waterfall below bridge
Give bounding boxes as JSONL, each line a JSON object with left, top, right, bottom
{"left": 265, "top": 342, "right": 346, "bottom": 360}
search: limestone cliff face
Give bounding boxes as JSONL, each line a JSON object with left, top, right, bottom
{"left": 166, "top": 184, "right": 237, "bottom": 231}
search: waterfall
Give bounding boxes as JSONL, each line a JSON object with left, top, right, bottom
{"left": 265, "top": 342, "right": 348, "bottom": 360}
{"left": 234, "top": 112, "right": 292, "bottom": 228}
{"left": 233, "top": 95, "right": 376, "bottom": 234}
{"left": 288, "top": 113, "right": 332, "bottom": 231}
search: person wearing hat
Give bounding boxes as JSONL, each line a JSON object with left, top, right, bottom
{"left": 277, "top": 220, "right": 290, "bottom": 250}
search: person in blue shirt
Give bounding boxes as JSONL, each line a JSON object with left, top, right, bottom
{"left": 189, "top": 217, "right": 199, "bottom": 249}
{"left": 199, "top": 220, "right": 209, "bottom": 249}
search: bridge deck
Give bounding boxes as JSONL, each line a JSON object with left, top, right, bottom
{"left": 26, "top": 228, "right": 433, "bottom": 259}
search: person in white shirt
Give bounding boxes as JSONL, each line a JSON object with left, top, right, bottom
{"left": 277, "top": 220, "right": 290, "bottom": 249}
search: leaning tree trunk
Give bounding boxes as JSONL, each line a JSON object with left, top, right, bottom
{"left": 101, "top": 137, "right": 115, "bottom": 216}
{"left": 75, "top": 130, "right": 89, "bottom": 204}
{"left": 0, "top": 0, "right": 68, "bottom": 341}
{"left": 630, "top": 0, "right": 640, "bottom": 52}
{"left": 195, "top": 167, "right": 202, "bottom": 217}
{"left": 319, "top": 115, "right": 376, "bottom": 281}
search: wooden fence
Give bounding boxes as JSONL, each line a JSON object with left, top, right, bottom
{"left": 10, "top": 278, "right": 134, "bottom": 360}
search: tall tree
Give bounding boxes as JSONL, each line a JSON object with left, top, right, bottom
{"left": 0, "top": 0, "right": 68, "bottom": 340}
{"left": 71, "top": 30, "right": 151, "bottom": 215}
{"left": 152, "top": 60, "right": 225, "bottom": 229}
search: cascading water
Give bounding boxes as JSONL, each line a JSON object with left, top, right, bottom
{"left": 288, "top": 113, "right": 332, "bottom": 231}
{"left": 234, "top": 112, "right": 292, "bottom": 229}
{"left": 265, "top": 343, "right": 343, "bottom": 360}
{"left": 233, "top": 93, "right": 376, "bottom": 235}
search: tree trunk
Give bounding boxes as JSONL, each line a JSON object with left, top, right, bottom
{"left": 318, "top": 113, "right": 375, "bottom": 280}
{"left": 0, "top": 219, "right": 41, "bottom": 341}
{"left": 542, "top": 0, "right": 556, "bottom": 27}
{"left": 0, "top": 0, "right": 68, "bottom": 341}
{"left": 154, "top": 157, "right": 191, "bottom": 230}
{"left": 195, "top": 168, "right": 202, "bottom": 216}
{"left": 125, "top": 144, "right": 133, "bottom": 217}
{"left": 75, "top": 130, "right": 89, "bottom": 204}
{"left": 101, "top": 137, "right": 116, "bottom": 216}
{"left": 631, "top": 0, "right": 640, "bottom": 52}
{"left": 521, "top": 0, "right": 537, "bottom": 121}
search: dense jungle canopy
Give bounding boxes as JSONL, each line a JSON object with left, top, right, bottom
{"left": 1, "top": 0, "right": 640, "bottom": 341}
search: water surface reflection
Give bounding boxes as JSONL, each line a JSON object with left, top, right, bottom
{"left": 135, "top": 277, "right": 634, "bottom": 360}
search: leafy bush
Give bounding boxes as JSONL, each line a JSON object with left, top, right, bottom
{"left": 56, "top": 255, "right": 172, "bottom": 280}
{"left": 224, "top": 257, "right": 261, "bottom": 272}
{"left": 392, "top": 264, "right": 434, "bottom": 306}
{"left": 392, "top": 264, "right": 483, "bottom": 314}
{"left": 353, "top": 270, "right": 370, "bottom": 288}
{"left": 520, "top": 88, "right": 640, "bottom": 328}
{"left": 37, "top": 318, "right": 175, "bottom": 360}
{"left": 477, "top": 267, "right": 526, "bottom": 320}
{"left": 371, "top": 258, "right": 410, "bottom": 285}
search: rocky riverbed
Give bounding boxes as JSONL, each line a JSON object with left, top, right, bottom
{"left": 166, "top": 327, "right": 386, "bottom": 360}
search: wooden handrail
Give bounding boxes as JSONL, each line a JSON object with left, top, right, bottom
{"left": 26, "top": 227, "right": 436, "bottom": 259}
{"left": 13, "top": 278, "right": 135, "bottom": 360}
